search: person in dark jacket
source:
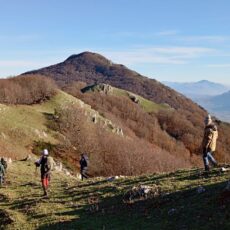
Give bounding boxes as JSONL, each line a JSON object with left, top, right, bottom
{"left": 0, "top": 161, "right": 5, "bottom": 186}
{"left": 79, "top": 154, "right": 89, "bottom": 181}
{"left": 1, "top": 158, "right": 7, "bottom": 172}
{"left": 35, "top": 149, "right": 52, "bottom": 197}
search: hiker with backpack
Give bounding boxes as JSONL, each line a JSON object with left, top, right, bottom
{"left": 0, "top": 161, "right": 5, "bottom": 187}
{"left": 202, "top": 114, "right": 218, "bottom": 171}
{"left": 35, "top": 149, "right": 54, "bottom": 197}
{"left": 80, "top": 153, "right": 89, "bottom": 180}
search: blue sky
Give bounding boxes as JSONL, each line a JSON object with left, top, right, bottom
{"left": 0, "top": 0, "right": 230, "bottom": 84}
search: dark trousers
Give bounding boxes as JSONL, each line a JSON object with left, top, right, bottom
{"left": 81, "top": 167, "right": 88, "bottom": 180}
{"left": 0, "top": 175, "right": 3, "bottom": 186}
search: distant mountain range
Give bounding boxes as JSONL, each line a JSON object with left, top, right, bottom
{"left": 197, "top": 90, "right": 230, "bottom": 122}
{"left": 163, "top": 80, "right": 230, "bottom": 122}
{"left": 163, "top": 80, "right": 229, "bottom": 98}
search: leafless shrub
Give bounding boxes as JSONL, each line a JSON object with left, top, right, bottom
{"left": 0, "top": 75, "right": 57, "bottom": 105}
{"left": 54, "top": 105, "right": 191, "bottom": 176}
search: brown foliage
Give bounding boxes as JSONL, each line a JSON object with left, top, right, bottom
{"left": 0, "top": 75, "right": 57, "bottom": 105}
{"left": 53, "top": 105, "right": 191, "bottom": 176}
{"left": 64, "top": 83, "right": 230, "bottom": 165}
{"left": 65, "top": 85, "right": 190, "bottom": 156}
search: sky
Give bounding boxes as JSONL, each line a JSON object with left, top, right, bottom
{"left": 0, "top": 0, "right": 230, "bottom": 84}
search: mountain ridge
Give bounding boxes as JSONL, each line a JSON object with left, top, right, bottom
{"left": 163, "top": 80, "right": 229, "bottom": 97}
{"left": 163, "top": 80, "right": 230, "bottom": 122}
{"left": 23, "top": 51, "right": 205, "bottom": 115}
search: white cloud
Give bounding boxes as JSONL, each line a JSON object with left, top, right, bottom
{"left": 0, "top": 60, "right": 37, "bottom": 67}
{"left": 155, "top": 30, "right": 178, "bottom": 36}
{"left": 207, "top": 63, "right": 230, "bottom": 68}
{"left": 0, "top": 34, "right": 40, "bottom": 42}
{"left": 100, "top": 46, "right": 214, "bottom": 65}
{"left": 0, "top": 59, "right": 56, "bottom": 68}
{"left": 178, "top": 35, "right": 229, "bottom": 43}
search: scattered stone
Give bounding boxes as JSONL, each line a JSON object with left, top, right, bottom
{"left": 106, "top": 175, "right": 125, "bottom": 182}
{"left": 197, "top": 186, "right": 206, "bottom": 194}
{"left": 168, "top": 208, "right": 177, "bottom": 216}
{"left": 55, "top": 162, "right": 63, "bottom": 172}
{"left": 107, "top": 176, "right": 116, "bottom": 182}
{"left": 221, "top": 167, "right": 229, "bottom": 172}
{"left": 123, "top": 184, "right": 161, "bottom": 203}
{"left": 76, "top": 173, "right": 82, "bottom": 180}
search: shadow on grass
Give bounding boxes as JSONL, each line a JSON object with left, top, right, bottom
{"left": 174, "top": 168, "right": 225, "bottom": 182}
{"left": 37, "top": 180, "right": 230, "bottom": 230}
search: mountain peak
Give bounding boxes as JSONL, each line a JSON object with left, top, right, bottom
{"left": 65, "top": 51, "right": 110, "bottom": 65}
{"left": 197, "top": 80, "right": 211, "bottom": 84}
{"left": 22, "top": 51, "right": 206, "bottom": 113}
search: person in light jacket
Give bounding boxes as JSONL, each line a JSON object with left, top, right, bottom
{"left": 202, "top": 114, "right": 218, "bottom": 171}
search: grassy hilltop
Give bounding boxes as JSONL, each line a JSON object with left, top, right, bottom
{"left": 0, "top": 160, "right": 229, "bottom": 230}
{"left": 0, "top": 90, "right": 82, "bottom": 159}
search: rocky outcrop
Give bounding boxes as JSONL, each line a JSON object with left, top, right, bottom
{"left": 128, "top": 93, "right": 139, "bottom": 104}
{"left": 97, "top": 84, "right": 113, "bottom": 95}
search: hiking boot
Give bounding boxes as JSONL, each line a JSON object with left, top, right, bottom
{"left": 205, "top": 165, "right": 210, "bottom": 172}
{"left": 42, "top": 190, "right": 48, "bottom": 197}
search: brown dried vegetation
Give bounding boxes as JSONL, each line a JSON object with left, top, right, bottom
{"left": 53, "top": 105, "right": 191, "bottom": 176}
{"left": 0, "top": 75, "right": 57, "bottom": 105}
{"left": 64, "top": 82, "right": 230, "bottom": 167}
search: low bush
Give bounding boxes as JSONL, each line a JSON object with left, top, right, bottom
{"left": 0, "top": 75, "right": 57, "bottom": 105}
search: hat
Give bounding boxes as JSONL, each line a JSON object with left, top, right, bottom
{"left": 43, "top": 149, "right": 49, "bottom": 156}
{"left": 204, "top": 114, "right": 212, "bottom": 124}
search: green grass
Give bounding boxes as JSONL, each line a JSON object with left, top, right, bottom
{"left": 0, "top": 91, "right": 93, "bottom": 159}
{"left": 0, "top": 92, "right": 69, "bottom": 158}
{"left": 1, "top": 161, "right": 229, "bottom": 230}
{"left": 32, "top": 90, "right": 83, "bottom": 114}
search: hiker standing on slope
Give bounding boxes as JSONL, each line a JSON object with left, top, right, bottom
{"left": 80, "top": 153, "right": 89, "bottom": 180}
{"left": 202, "top": 114, "right": 218, "bottom": 171}
{"left": 0, "top": 158, "right": 7, "bottom": 184}
{"left": 0, "top": 161, "right": 5, "bottom": 187}
{"left": 1, "top": 158, "right": 7, "bottom": 173}
{"left": 35, "top": 149, "right": 54, "bottom": 197}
